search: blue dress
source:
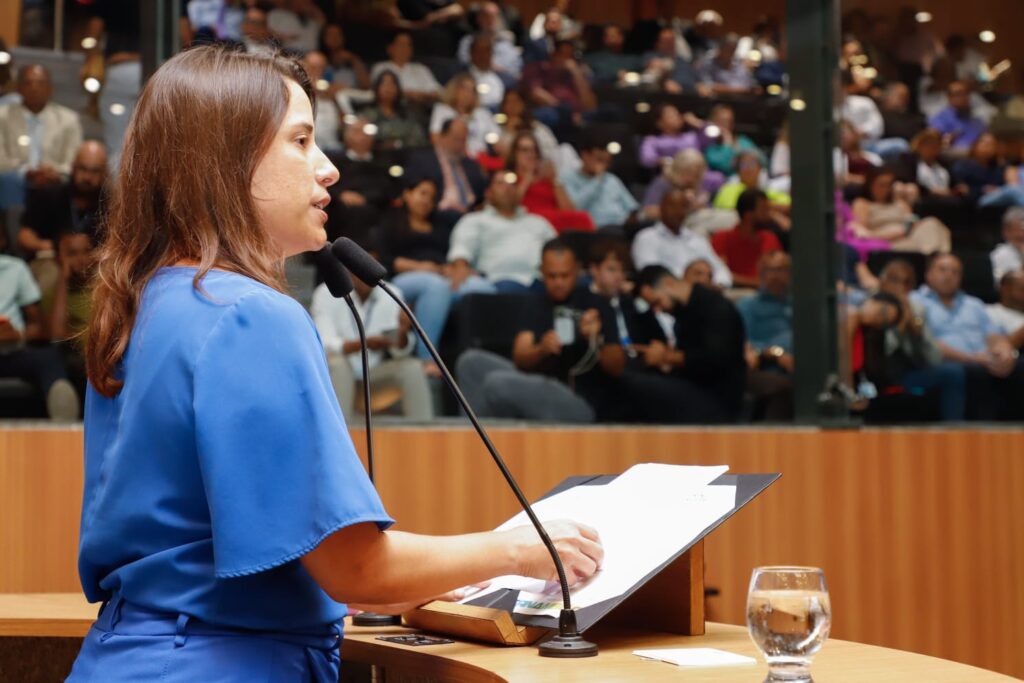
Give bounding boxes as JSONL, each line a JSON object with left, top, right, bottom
{"left": 67, "top": 267, "right": 393, "bottom": 682}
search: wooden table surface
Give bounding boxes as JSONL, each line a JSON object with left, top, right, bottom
{"left": 2, "top": 594, "right": 1015, "bottom": 682}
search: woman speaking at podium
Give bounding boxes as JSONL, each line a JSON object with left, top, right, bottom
{"left": 66, "top": 46, "right": 602, "bottom": 682}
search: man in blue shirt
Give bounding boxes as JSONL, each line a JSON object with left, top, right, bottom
{"left": 560, "top": 135, "right": 639, "bottom": 229}
{"left": 928, "top": 81, "right": 987, "bottom": 153}
{"left": 911, "top": 253, "right": 1024, "bottom": 419}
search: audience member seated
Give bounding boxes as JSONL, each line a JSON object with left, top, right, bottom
{"left": 462, "top": 33, "right": 509, "bottom": 110}
{"left": 684, "top": 9, "right": 725, "bottom": 62}
{"left": 632, "top": 263, "right": 747, "bottom": 422}
{"left": 394, "top": 0, "right": 467, "bottom": 56}
{"left": 869, "top": 259, "right": 964, "bottom": 421}
{"left": 696, "top": 33, "right": 757, "bottom": 96}
{"left": 369, "top": 32, "right": 442, "bottom": 105}
{"left": 628, "top": 1, "right": 696, "bottom": 58}
{"left": 319, "top": 24, "right": 370, "bottom": 90}
{"left": 324, "top": 118, "right": 394, "bottom": 245}
{"left": 584, "top": 24, "right": 643, "bottom": 85}
{"left": 713, "top": 150, "right": 791, "bottom": 220}
{"left": 240, "top": 6, "right": 278, "bottom": 56}
{"left": 991, "top": 207, "right": 1024, "bottom": 283}
{"left": 560, "top": 136, "right": 638, "bottom": 230}
{"left": 702, "top": 104, "right": 758, "bottom": 176}
{"left": 376, "top": 177, "right": 490, "bottom": 370}
{"left": 521, "top": 39, "right": 598, "bottom": 135}
{"left": 301, "top": 51, "right": 343, "bottom": 153}
{"left": 736, "top": 251, "right": 794, "bottom": 420}
{"left": 522, "top": 8, "right": 563, "bottom": 63}
{"left": 951, "top": 133, "right": 1020, "bottom": 208}
{"left": 493, "top": 89, "right": 562, "bottom": 169}
{"left": 446, "top": 171, "right": 556, "bottom": 293}
{"left": 712, "top": 189, "right": 783, "bottom": 289}
{"left": 267, "top": 0, "right": 325, "bottom": 52}
{"left": 835, "top": 119, "right": 882, "bottom": 187}
{"left": 879, "top": 82, "right": 926, "bottom": 144}
{"left": 642, "top": 27, "right": 703, "bottom": 95}
{"left": 911, "top": 128, "right": 956, "bottom": 197}
{"left": 406, "top": 118, "right": 487, "bottom": 228}
{"left": 429, "top": 73, "right": 500, "bottom": 156}
{"left": 928, "top": 80, "right": 987, "bottom": 155}
{"left": 362, "top": 70, "right": 428, "bottom": 150}
{"left": 586, "top": 238, "right": 660, "bottom": 355}
{"left": 184, "top": 0, "right": 246, "bottom": 42}
{"left": 47, "top": 228, "right": 95, "bottom": 399}
{"left": 19, "top": 140, "right": 106, "bottom": 303}
{"left": 312, "top": 271, "right": 434, "bottom": 420}
{"left": 850, "top": 166, "right": 951, "bottom": 254}
{"left": 0, "top": 234, "right": 77, "bottom": 421}
{"left": 633, "top": 188, "right": 732, "bottom": 287}
{"left": 458, "top": 2, "right": 521, "bottom": 78}
{"left": 639, "top": 103, "right": 702, "bottom": 170}
{"left": 911, "top": 253, "right": 1024, "bottom": 420}
{"left": 507, "top": 131, "right": 594, "bottom": 232}
{"left": 0, "top": 65, "right": 83, "bottom": 211}
{"left": 456, "top": 239, "right": 624, "bottom": 422}
{"left": 987, "top": 271, "right": 1024, "bottom": 350}
{"left": 642, "top": 149, "right": 731, "bottom": 233}
{"left": 840, "top": 67, "right": 884, "bottom": 146}
{"left": 526, "top": 0, "right": 580, "bottom": 42}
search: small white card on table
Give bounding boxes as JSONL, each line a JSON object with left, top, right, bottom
{"left": 632, "top": 647, "right": 757, "bottom": 667}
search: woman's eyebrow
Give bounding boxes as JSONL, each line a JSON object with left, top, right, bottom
{"left": 287, "top": 121, "right": 314, "bottom": 135}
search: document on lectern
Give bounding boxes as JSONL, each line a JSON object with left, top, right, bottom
{"left": 460, "top": 464, "right": 736, "bottom": 618}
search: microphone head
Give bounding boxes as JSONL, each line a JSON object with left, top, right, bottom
{"left": 331, "top": 237, "right": 388, "bottom": 286}
{"left": 312, "top": 243, "right": 354, "bottom": 298}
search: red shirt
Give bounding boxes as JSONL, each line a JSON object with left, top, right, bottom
{"left": 711, "top": 227, "right": 782, "bottom": 279}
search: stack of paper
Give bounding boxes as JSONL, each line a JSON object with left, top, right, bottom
{"left": 633, "top": 647, "right": 756, "bottom": 667}
{"left": 460, "top": 464, "right": 736, "bottom": 618}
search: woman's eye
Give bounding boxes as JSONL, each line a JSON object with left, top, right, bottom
{"left": 297, "top": 136, "right": 309, "bottom": 148}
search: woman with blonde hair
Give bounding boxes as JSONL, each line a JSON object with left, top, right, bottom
{"left": 429, "top": 72, "right": 500, "bottom": 156}
{"left": 67, "top": 46, "right": 601, "bottom": 681}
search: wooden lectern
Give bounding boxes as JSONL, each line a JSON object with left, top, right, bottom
{"left": 403, "top": 473, "right": 778, "bottom": 647}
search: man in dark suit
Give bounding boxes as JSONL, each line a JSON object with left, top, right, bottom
{"left": 404, "top": 117, "right": 486, "bottom": 230}
{"left": 324, "top": 117, "right": 397, "bottom": 246}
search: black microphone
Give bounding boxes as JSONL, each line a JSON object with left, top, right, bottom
{"left": 330, "top": 237, "right": 597, "bottom": 657}
{"left": 311, "top": 244, "right": 400, "bottom": 627}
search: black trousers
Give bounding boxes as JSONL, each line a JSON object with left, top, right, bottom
{"left": 0, "top": 345, "right": 68, "bottom": 396}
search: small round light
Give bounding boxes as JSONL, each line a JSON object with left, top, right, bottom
{"left": 0, "top": 51, "right": 11, "bottom": 66}
{"left": 83, "top": 77, "right": 101, "bottom": 93}
{"left": 979, "top": 30, "right": 996, "bottom": 44}
{"left": 623, "top": 71, "right": 640, "bottom": 85}
{"left": 389, "top": 165, "right": 404, "bottom": 178}
{"left": 363, "top": 123, "right": 378, "bottom": 136}
{"left": 862, "top": 67, "right": 878, "bottom": 80}
{"left": 316, "top": 79, "right": 330, "bottom": 91}
{"left": 502, "top": 172, "right": 518, "bottom": 184}
{"left": 851, "top": 54, "right": 869, "bottom": 66}
{"left": 81, "top": 37, "right": 98, "bottom": 50}
{"left": 606, "top": 141, "right": 622, "bottom": 155}
{"left": 635, "top": 101, "right": 651, "bottom": 113}
{"left": 766, "top": 84, "right": 782, "bottom": 96}
{"left": 477, "top": 83, "right": 491, "bottom": 94}
{"left": 494, "top": 113, "right": 508, "bottom": 125}
{"left": 343, "top": 114, "right": 358, "bottom": 125}
{"left": 748, "top": 49, "right": 762, "bottom": 64}
{"left": 915, "top": 11, "right": 932, "bottom": 23}
{"left": 17, "top": 135, "right": 30, "bottom": 147}
{"left": 704, "top": 124, "right": 721, "bottom": 138}
{"left": 484, "top": 132, "right": 499, "bottom": 145}
{"left": 109, "top": 103, "right": 126, "bottom": 116}
{"left": 790, "top": 98, "right": 807, "bottom": 112}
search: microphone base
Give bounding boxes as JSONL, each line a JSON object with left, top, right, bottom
{"left": 538, "top": 633, "right": 599, "bottom": 658}
{"left": 351, "top": 612, "right": 402, "bottom": 627}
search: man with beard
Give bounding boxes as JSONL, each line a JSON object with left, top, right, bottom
{"left": 18, "top": 140, "right": 107, "bottom": 300}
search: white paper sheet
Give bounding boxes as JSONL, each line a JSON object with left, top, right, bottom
{"left": 460, "top": 464, "right": 736, "bottom": 618}
{"left": 633, "top": 647, "right": 757, "bottom": 667}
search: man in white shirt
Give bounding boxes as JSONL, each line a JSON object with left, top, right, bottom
{"left": 458, "top": 2, "right": 522, "bottom": 77}
{"left": 447, "top": 172, "right": 557, "bottom": 293}
{"left": 0, "top": 65, "right": 82, "bottom": 188}
{"left": 370, "top": 32, "right": 442, "bottom": 104}
{"left": 310, "top": 273, "right": 434, "bottom": 420}
{"left": 990, "top": 207, "right": 1024, "bottom": 284}
{"left": 840, "top": 68, "right": 884, "bottom": 143}
{"left": 987, "top": 270, "right": 1024, "bottom": 347}
{"left": 632, "top": 188, "right": 732, "bottom": 288}
{"left": 464, "top": 34, "right": 506, "bottom": 110}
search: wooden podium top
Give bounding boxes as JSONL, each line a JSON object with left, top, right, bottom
{"left": 0, "top": 594, "right": 1014, "bottom": 682}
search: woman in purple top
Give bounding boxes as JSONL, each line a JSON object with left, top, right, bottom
{"left": 639, "top": 103, "right": 703, "bottom": 168}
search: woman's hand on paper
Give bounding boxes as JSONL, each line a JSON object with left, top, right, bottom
{"left": 507, "top": 520, "right": 604, "bottom": 586}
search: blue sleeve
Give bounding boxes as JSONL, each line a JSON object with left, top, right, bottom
{"left": 193, "top": 290, "right": 393, "bottom": 579}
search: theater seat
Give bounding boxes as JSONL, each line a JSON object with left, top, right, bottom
{"left": 447, "top": 293, "right": 531, "bottom": 360}
{"left": 958, "top": 251, "right": 998, "bottom": 303}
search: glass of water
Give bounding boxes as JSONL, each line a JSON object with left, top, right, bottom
{"left": 747, "top": 567, "right": 831, "bottom": 682}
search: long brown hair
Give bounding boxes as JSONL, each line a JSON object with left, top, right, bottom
{"left": 87, "top": 46, "right": 314, "bottom": 398}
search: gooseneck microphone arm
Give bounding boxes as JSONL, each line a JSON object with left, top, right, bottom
{"left": 331, "top": 238, "right": 597, "bottom": 657}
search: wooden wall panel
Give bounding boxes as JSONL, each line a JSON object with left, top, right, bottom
{"left": 1, "top": 425, "right": 1022, "bottom": 678}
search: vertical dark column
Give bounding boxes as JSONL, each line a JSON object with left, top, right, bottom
{"left": 141, "top": 0, "right": 181, "bottom": 83}
{"left": 786, "top": 0, "right": 845, "bottom": 423}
